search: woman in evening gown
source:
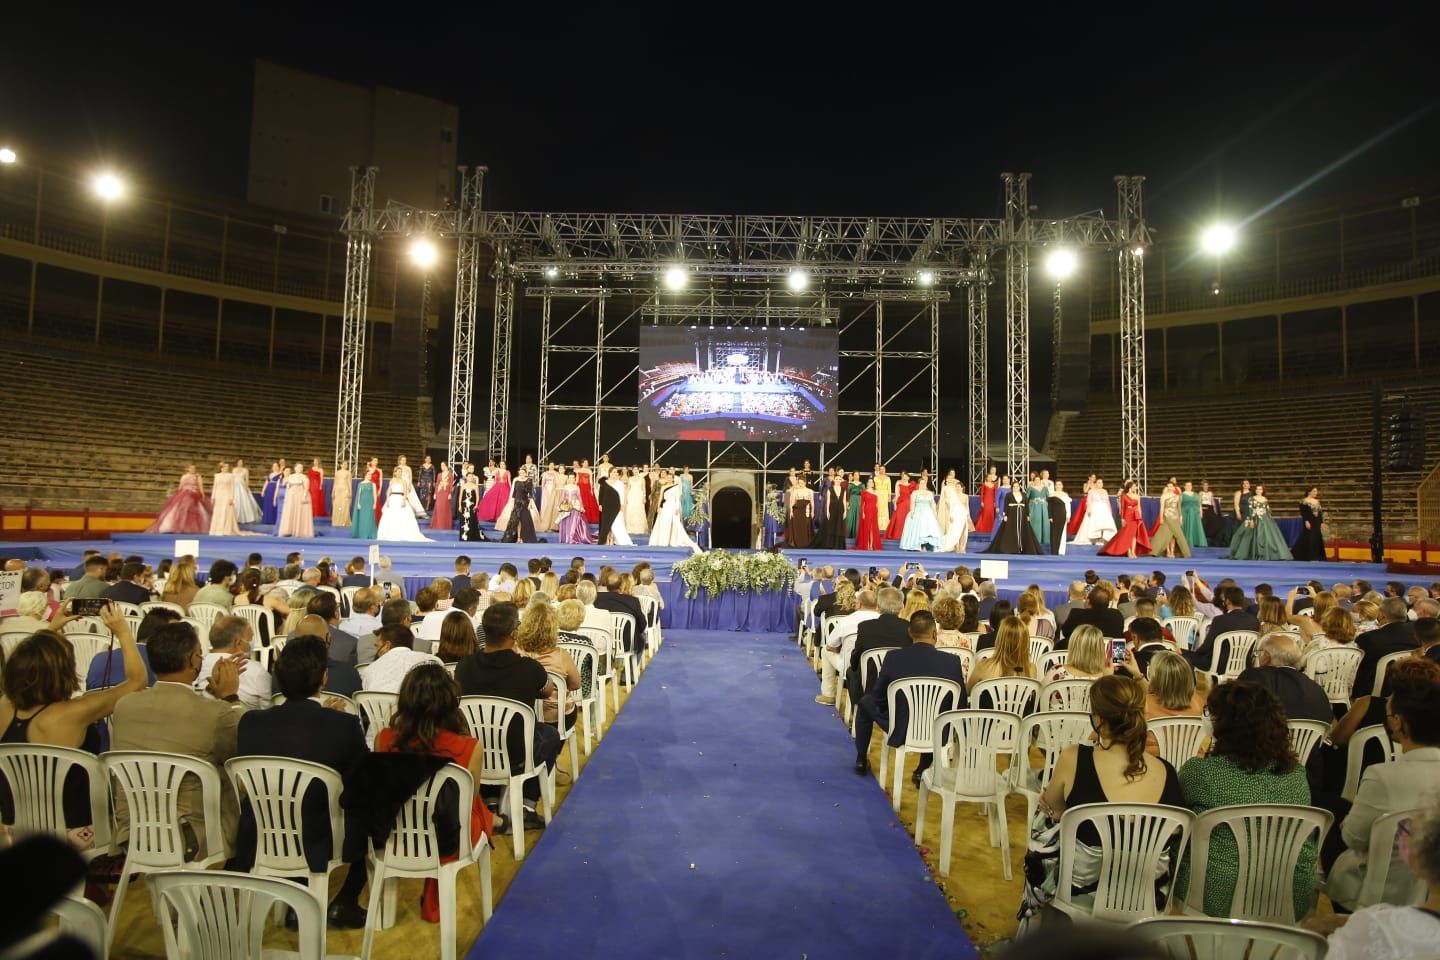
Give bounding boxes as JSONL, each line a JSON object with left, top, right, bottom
{"left": 1227, "top": 484, "right": 1290, "bottom": 561}
{"left": 576, "top": 461, "right": 602, "bottom": 525}
{"left": 787, "top": 478, "right": 814, "bottom": 549}
{"left": 1026, "top": 472, "right": 1051, "bottom": 550}
{"left": 209, "top": 462, "right": 240, "bottom": 536}
{"left": 1291, "top": 486, "right": 1326, "bottom": 561}
{"left": 1199, "top": 480, "right": 1223, "bottom": 545}
{"left": 232, "top": 458, "right": 262, "bottom": 525}
{"left": 351, "top": 473, "right": 378, "bottom": 539}
{"left": 853, "top": 480, "right": 883, "bottom": 551}
{"left": 679, "top": 467, "right": 695, "bottom": 523}
{"left": 476, "top": 460, "right": 511, "bottom": 523}
{"left": 625, "top": 469, "right": 649, "bottom": 535}
{"left": 330, "top": 461, "right": 353, "bottom": 529}
{"left": 378, "top": 471, "right": 431, "bottom": 542}
{"left": 457, "top": 472, "right": 485, "bottom": 542}
{"left": 1072, "top": 478, "right": 1117, "bottom": 545}
{"left": 364, "top": 459, "right": 384, "bottom": 523}
{"left": 494, "top": 469, "right": 540, "bottom": 532}
{"left": 938, "top": 472, "right": 970, "bottom": 553}
{"left": 1098, "top": 480, "right": 1150, "bottom": 558}
{"left": 416, "top": 456, "right": 436, "bottom": 511}
{"left": 649, "top": 479, "right": 698, "bottom": 550}
{"left": 1047, "top": 481, "right": 1071, "bottom": 556}
{"left": 607, "top": 474, "right": 633, "bottom": 546}
{"left": 815, "top": 478, "right": 849, "bottom": 549}
{"left": 1179, "top": 481, "right": 1207, "bottom": 549}
{"left": 148, "top": 464, "right": 212, "bottom": 534}
{"left": 278, "top": 468, "right": 315, "bottom": 538}
{"left": 307, "top": 459, "right": 327, "bottom": 518}
{"left": 984, "top": 482, "right": 1042, "bottom": 555}
{"left": 872, "top": 465, "right": 891, "bottom": 532}
{"left": 272, "top": 467, "right": 290, "bottom": 534}
{"left": 430, "top": 463, "right": 455, "bottom": 530}
{"left": 845, "top": 472, "right": 863, "bottom": 539}
{"left": 976, "top": 467, "right": 999, "bottom": 533}
{"left": 557, "top": 474, "right": 595, "bottom": 545}
{"left": 538, "top": 463, "right": 562, "bottom": 532}
{"left": 1066, "top": 476, "right": 1091, "bottom": 538}
{"left": 884, "top": 472, "right": 915, "bottom": 540}
{"left": 259, "top": 462, "right": 281, "bottom": 526}
{"left": 899, "top": 477, "right": 944, "bottom": 552}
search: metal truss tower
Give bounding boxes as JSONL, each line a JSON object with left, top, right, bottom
{"left": 967, "top": 251, "right": 990, "bottom": 491}
{"left": 1115, "top": 176, "right": 1149, "bottom": 493}
{"left": 488, "top": 251, "right": 515, "bottom": 460}
{"left": 447, "top": 166, "right": 485, "bottom": 472}
{"left": 1003, "top": 172, "right": 1032, "bottom": 482}
{"left": 334, "top": 166, "right": 375, "bottom": 473}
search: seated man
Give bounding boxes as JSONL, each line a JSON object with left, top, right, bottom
{"left": 361, "top": 625, "right": 442, "bottom": 694}
{"left": 1060, "top": 584, "right": 1126, "bottom": 644}
{"left": 110, "top": 621, "right": 247, "bottom": 858}
{"left": 852, "top": 611, "right": 967, "bottom": 778}
{"left": 846, "top": 587, "right": 910, "bottom": 705}
{"left": 592, "top": 573, "right": 647, "bottom": 657}
{"left": 196, "top": 615, "right": 273, "bottom": 709}
{"left": 102, "top": 561, "right": 154, "bottom": 607}
{"left": 339, "top": 587, "right": 383, "bottom": 644}
{"left": 293, "top": 615, "right": 363, "bottom": 697}
{"left": 1353, "top": 598, "right": 1419, "bottom": 698}
{"left": 817, "top": 589, "right": 880, "bottom": 705}
{"left": 307, "top": 592, "right": 359, "bottom": 666}
{"left": 358, "top": 598, "right": 413, "bottom": 665}
{"left": 234, "top": 636, "right": 370, "bottom": 928}
{"left": 1186, "top": 585, "right": 1260, "bottom": 669}
{"left": 411, "top": 586, "right": 445, "bottom": 653}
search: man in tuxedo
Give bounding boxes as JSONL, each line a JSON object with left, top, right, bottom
{"left": 846, "top": 587, "right": 910, "bottom": 704}
{"left": 233, "top": 636, "right": 370, "bottom": 928}
{"left": 1060, "top": 584, "right": 1126, "bottom": 645}
{"left": 593, "top": 572, "right": 647, "bottom": 657}
{"left": 1185, "top": 585, "right": 1260, "bottom": 669}
{"left": 598, "top": 476, "right": 623, "bottom": 544}
{"left": 852, "top": 611, "right": 966, "bottom": 777}
{"left": 1352, "top": 597, "right": 1419, "bottom": 698}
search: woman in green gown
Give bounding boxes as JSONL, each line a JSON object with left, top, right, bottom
{"left": 1179, "top": 480, "right": 1207, "bottom": 549}
{"left": 1226, "top": 483, "right": 1290, "bottom": 560}
{"left": 1026, "top": 472, "right": 1050, "bottom": 549}
{"left": 845, "top": 471, "right": 863, "bottom": 539}
{"left": 351, "top": 474, "right": 378, "bottom": 539}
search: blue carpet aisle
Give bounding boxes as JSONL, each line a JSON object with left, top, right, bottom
{"left": 471, "top": 630, "right": 977, "bottom": 960}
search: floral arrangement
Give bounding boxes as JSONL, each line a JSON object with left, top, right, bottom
{"left": 684, "top": 483, "right": 710, "bottom": 531}
{"left": 671, "top": 550, "right": 799, "bottom": 599}
{"left": 763, "top": 484, "right": 788, "bottom": 524}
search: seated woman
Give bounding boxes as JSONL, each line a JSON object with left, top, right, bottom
{"left": 1177, "top": 681, "right": 1317, "bottom": 920}
{"left": 1299, "top": 605, "right": 1358, "bottom": 667}
{"left": 932, "top": 595, "right": 967, "bottom": 649}
{"left": 1017, "top": 592, "right": 1056, "bottom": 641}
{"left": 1134, "top": 650, "right": 1207, "bottom": 756}
{"left": 970, "top": 616, "right": 1038, "bottom": 687}
{"left": 0, "top": 603, "right": 146, "bottom": 849}
{"left": 900, "top": 588, "right": 931, "bottom": 622}
{"left": 1049, "top": 625, "right": 1109, "bottom": 683}
{"left": 436, "top": 611, "right": 478, "bottom": 665}
{"left": 958, "top": 594, "right": 989, "bottom": 641}
{"left": 515, "top": 598, "right": 581, "bottom": 728}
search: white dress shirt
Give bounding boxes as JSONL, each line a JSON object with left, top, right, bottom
{"left": 825, "top": 608, "right": 880, "bottom": 651}
{"left": 414, "top": 609, "right": 453, "bottom": 652}
{"left": 195, "top": 652, "right": 273, "bottom": 710}
{"left": 340, "top": 612, "right": 382, "bottom": 639}
{"left": 361, "top": 647, "right": 442, "bottom": 694}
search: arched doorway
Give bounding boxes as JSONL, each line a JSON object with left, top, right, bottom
{"left": 710, "top": 487, "right": 753, "bottom": 549}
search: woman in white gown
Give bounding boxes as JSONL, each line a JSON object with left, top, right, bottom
{"left": 397, "top": 456, "right": 427, "bottom": 516}
{"left": 608, "top": 474, "right": 634, "bottom": 545}
{"left": 231, "top": 458, "right": 262, "bottom": 524}
{"left": 939, "top": 472, "right": 972, "bottom": 553}
{"left": 648, "top": 476, "right": 698, "bottom": 550}
{"left": 377, "top": 469, "right": 432, "bottom": 542}
{"left": 625, "top": 468, "right": 649, "bottom": 534}
{"left": 1072, "top": 479, "right": 1117, "bottom": 545}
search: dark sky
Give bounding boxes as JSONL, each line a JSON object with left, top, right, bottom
{"left": 3, "top": 15, "right": 1438, "bottom": 234}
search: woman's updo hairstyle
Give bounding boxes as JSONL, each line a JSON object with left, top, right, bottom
{"left": 1089, "top": 674, "right": 1149, "bottom": 781}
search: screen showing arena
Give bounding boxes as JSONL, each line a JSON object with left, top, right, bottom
{"left": 638, "top": 326, "right": 839, "bottom": 442}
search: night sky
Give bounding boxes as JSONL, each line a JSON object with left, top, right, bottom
{"left": 3, "top": 16, "right": 1438, "bottom": 235}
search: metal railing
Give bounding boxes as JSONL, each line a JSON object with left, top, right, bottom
{"left": 1420, "top": 461, "right": 1440, "bottom": 547}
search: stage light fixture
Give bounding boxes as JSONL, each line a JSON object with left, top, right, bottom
{"left": 787, "top": 269, "right": 809, "bottom": 292}
{"left": 917, "top": 269, "right": 935, "bottom": 286}
{"left": 1201, "top": 223, "right": 1237, "bottom": 255}
{"left": 92, "top": 171, "right": 125, "bottom": 201}
{"left": 544, "top": 265, "right": 559, "bottom": 279}
{"left": 0, "top": 148, "right": 16, "bottom": 164}
{"left": 663, "top": 265, "right": 687, "bottom": 290}
{"left": 1045, "top": 248, "right": 1078, "bottom": 280}
{"left": 1132, "top": 246, "right": 1145, "bottom": 256}
{"left": 408, "top": 238, "right": 439, "bottom": 269}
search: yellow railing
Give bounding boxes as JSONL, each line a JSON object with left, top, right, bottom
{"left": 1420, "top": 461, "right": 1440, "bottom": 546}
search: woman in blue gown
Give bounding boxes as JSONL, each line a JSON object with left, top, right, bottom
{"left": 260, "top": 462, "right": 280, "bottom": 526}
{"left": 1227, "top": 483, "right": 1290, "bottom": 561}
{"left": 899, "top": 476, "right": 944, "bottom": 551}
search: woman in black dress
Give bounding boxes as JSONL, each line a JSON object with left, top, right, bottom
{"left": 814, "top": 477, "right": 849, "bottom": 548}
{"left": 458, "top": 471, "right": 485, "bottom": 542}
{"left": 1291, "top": 486, "right": 1327, "bottom": 561}
{"left": 502, "top": 476, "right": 538, "bottom": 543}
{"left": 984, "top": 481, "right": 1043, "bottom": 555}
{"left": 1199, "top": 480, "right": 1223, "bottom": 544}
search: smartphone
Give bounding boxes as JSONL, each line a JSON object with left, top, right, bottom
{"left": 68, "top": 597, "right": 108, "bottom": 617}
{"left": 798, "top": 558, "right": 808, "bottom": 569}
{"left": 1110, "top": 639, "right": 1129, "bottom": 665}
{"left": 867, "top": 566, "right": 878, "bottom": 578}
{"left": 1297, "top": 586, "right": 1310, "bottom": 596}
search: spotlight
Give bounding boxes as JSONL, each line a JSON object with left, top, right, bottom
{"left": 544, "top": 265, "right": 559, "bottom": 279}
{"left": 0, "top": 148, "right": 16, "bottom": 165}
{"left": 1132, "top": 246, "right": 1145, "bottom": 256}
{"left": 1201, "top": 223, "right": 1237, "bottom": 256}
{"left": 1045, "top": 248, "right": 1078, "bottom": 280}
{"left": 407, "top": 238, "right": 438, "bottom": 268}
{"left": 92, "top": 171, "right": 125, "bottom": 201}
{"left": 787, "top": 269, "right": 809, "bottom": 292}
{"left": 917, "top": 269, "right": 935, "bottom": 286}
{"left": 663, "top": 265, "right": 687, "bottom": 290}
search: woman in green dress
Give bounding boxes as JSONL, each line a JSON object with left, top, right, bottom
{"left": 845, "top": 471, "right": 863, "bottom": 539}
{"left": 351, "top": 473, "right": 378, "bottom": 539}
{"left": 1177, "top": 681, "right": 1317, "bottom": 920}
{"left": 1026, "top": 472, "right": 1051, "bottom": 549}
{"left": 1227, "top": 483, "right": 1291, "bottom": 560}
{"left": 1179, "top": 480, "right": 1207, "bottom": 549}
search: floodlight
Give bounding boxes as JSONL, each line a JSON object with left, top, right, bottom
{"left": 408, "top": 238, "right": 439, "bottom": 269}
{"left": 917, "top": 269, "right": 935, "bottom": 286}
{"left": 544, "top": 265, "right": 559, "bottom": 279}
{"left": 787, "top": 269, "right": 809, "bottom": 292}
{"left": 0, "top": 148, "right": 16, "bottom": 165}
{"left": 1045, "top": 248, "right": 1078, "bottom": 280}
{"left": 92, "top": 171, "right": 125, "bottom": 201}
{"left": 1132, "top": 246, "right": 1145, "bottom": 256}
{"left": 663, "top": 265, "right": 687, "bottom": 290}
{"left": 1201, "top": 223, "right": 1237, "bottom": 256}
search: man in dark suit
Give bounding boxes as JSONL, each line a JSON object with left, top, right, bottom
{"left": 307, "top": 592, "right": 359, "bottom": 666}
{"left": 1352, "top": 597, "right": 1418, "bottom": 698}
{"left": 1060, "top": 584, "right": 1126, "bottom": 646}
{"left": 1052, "top": 581, "right": 1087, "bottom": 631}
{"left": 1186, "top": 585, "right": 1260, "bottom": 669}
{"left": 976, "top": 581, "right": 998, "bottom": 622}
{"left": 1235, "top": 632, "right": 1332, "bottom": 794}
{"left": 103, "top": 561, "right": 153, "bottom": 606}
{"left": 340, "top": 556, "right": 371, "bottom": 588}
{"left": 593, "top": 572, "right": 647, "bottom": 656}
{"left": 452, "top": 556, "right": 473, "bottom": 592}
{"left": 846, "top": 587, "right": 911, "bottom": 704}
{"left": 852, "top": 610, "right": 967, "bottom": 777}
{"left": 234, "top": 636, "right": 370, "bottom": 928}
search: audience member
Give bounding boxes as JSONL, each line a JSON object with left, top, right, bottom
{"left": 307, "top": 592, "right": 358, "bottom": 665}
{"left": 1136, "top": 650, "right": 1206, "bottom": 756}
{"left": 931, "top": 595, "right": 966, "bottom": 649}
{"left": 1060, "top": 584, "right": 1125, "bottom": 644}
{"left": 196, "top": 615, "right": 271, "bottom": 709}
{"left": 593, "top": 572, "right": 647, "bottom": 657}
{"left": 1053, "top": 581, "right": 1087, "bottom": 627}
{"left": 340, "top": 557, "right": 370, "bottom": 588}
{"left": 436, "top": 610, "right": 479, "bottom": 664}
{"left": 632, "top": 562, "right": 664, "bottom": 609}
{"left": 339, "top": 587, "right": 383, "bottom": 641}
{"left": 1049, "top": 624, "right": 1109, "bottom": 682}
{"left": 61, "top": 555, "right": 109, "bottom": 601}
{"left": 102, "top": 561, "right": 153, "bottom": 606}
{"left": 452, "top": 556, "right": 472, "bottom": 592}
{"left": 1185, "top": 586, "right": 1259, "bottom": 669}
{"left": 162, "top": 556, "right": 201, "bottom": 611}
{"left": 515, "top": 600, "right": 581, "bottom": 726}
{"left": 361, "top": 625, "right": 441, "bottom": 694}
{"left": 1352, "top": 598, "right": 1418, "bottom": 698}
{"left": 970, "top": 616, "right": 1038, "bottom": 685}
{"left": 193, "top": 560, "right": 238, "bottom": 609}
{"left": 818, "top": 589, "right": 880, "bottom": 704}
{"left": 845, "top": 587, "right": 909, "bottom": 704}
{"left": 1, "top": 590, "right": 66, "bottom": 636}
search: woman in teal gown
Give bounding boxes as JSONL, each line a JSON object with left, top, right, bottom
{"left": 679, "top": 468, "right": 695, "bottom": 523}
{"left": 1026, "top": 473, "right": 1051, "bottom": 549}
{"left": 351, "top": 477, "right": 378, "bottom": 539}
{"left": 1226, "top": 484, "right": 1290, "bottom": 560}
{"left": 846, "top": 472, "right": 863, "bottom": 539}
{"left": 1180, "top": 480, "right": 1207, "bottom": 549}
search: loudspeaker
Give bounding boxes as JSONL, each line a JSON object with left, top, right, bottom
{"left": 1386, "top": 407, "right": 1427, "bottom": 470}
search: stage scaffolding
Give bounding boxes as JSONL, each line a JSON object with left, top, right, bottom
{"left": 335, "top": 170, "right": 1150, "bottom": 488}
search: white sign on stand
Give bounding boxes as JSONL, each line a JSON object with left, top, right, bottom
{"left": 0, "top": 570, "right": 20, "bottom": 617}
{"left": 368, "top": 544, "right": 381, "bottom": 585}
{"left": 979, "top": 559, "right": 1010, "bottom": 582}
{"left": 174, "top": 539, "right": 201, "bottom": 558}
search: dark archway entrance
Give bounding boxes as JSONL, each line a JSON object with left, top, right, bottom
{"left": 711, "top": 488, "right": 753, "bottom": 549}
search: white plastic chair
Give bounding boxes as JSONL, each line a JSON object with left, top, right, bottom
{"left": 187, "top": 601, "right": 229, "bottom": 633}
{"left": 1372, "top": 650, "right": 1413, "bottom": 697}
{"left": 1184, "top": 803, "right": 1331, "bottom": 923}
{"left": 959, "top": 631, "right": 983, "bottom": 650}
{"left": 181, "top": 617, "right": 211, "bottom": 654}
{"left": 62, "top": 616, "right": 110, "bottom": 637}
{"left": 341, "top": 585, "right": 363, "bottom": 609}
{"left": 559, "top": 640, "right": 600, "bottom": 754}
{"left": 1029, "top": 636, "right": 1054, "bottom": 663}
{"left": 459, "top": 695, "right": 553, "bottom": 861}
{"left": 361, "top": 764, "right": 492, "bottom": 960}
{"left": 1042, "top": 678, "right": 1093, "bottom": 714}
{"left": 355, "top": 691, "right": 400, "bottom": 749}
{"left": 542, "top": 669, "right": 580, "bottom": 775}
{"left": 1342, "top": 724, "right": 1400, "bottom": 802}
{"left": 936, "top": 646, "right": 974, "bottom": 681}
{"left": 224, "top": 756, "right": 346, "bottom": 915}
{"left": 1148, "top": 716, "right": 1212, "bottom": 769}
{"left": 1287, "top": 719, "right": 1331, "bottom": 767}
{"left": 635, "top": 593, "right": 662, "bottom": 654}
{"left": 150, "top": 869, "right": 328, "bottom": 960}
{"left": 1010, "top": 712, "right": 1092, "bottom": 828}
{"left": 1304, "top": 646, "right": 1363, "bottom": 706}
{"left": 606, "top": 612, "right": 639, "bottom": 686}
{"left": 1161, "top": 616, "right": 1203, "bottom": 650}
{"left": 1053, "top": 802, "right": 1194, "bottom": 924}
{"left": 878, "top": 676, "right": 965, "bottom": 812}
{"left": 850, "top": 646, "right": 898, "bottom": 736}
{"left": 1040, "top": 649, "right": 1070, "bottom": 677}
{"left": 140, "top": 600, "right": 187, "bottom": 616}
{"left": 102, "top": 750, "right": 229, "bottom": 956}
{"left": 231, "top": 604, "right": 273, "bottom": 647}
{"left": 1353, "top": 807, "right": 1427, "bottom": 908}
{"left": 1131, "top": 916, "right": 1329, "bottom": 960}
{"left": 1205, "top": 630, "right": 1258, "bottom": 682}
{"left": 49, "top": 895, "right": 108, "bottom": 958}
{"left": 0, "top": 743, "right": 113, "bottom": 859}
{"left": 970, "top": 676, "right": 1041, "bottom": 718}
{"left": 915, "top": 709, "right": 1021, "bottom": 879}
{"left": 0, "top": 630, "right": 31, "bottom": 664}
{"left": 65, "top": 633, "right": 114, "bottom": 690}
{"left": 577, "top": 625, "right": 618, "bottom": 720}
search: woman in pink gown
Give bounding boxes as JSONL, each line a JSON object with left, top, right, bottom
{"left": 476, "top": 460, "right": 511, "bottom": 522}
{"left": 556, "top": 474, "right": 595, "bottom": 544}
{"left": 884, "top": 472, "right": 915, "bottom": 540}
{"left": 209, "top": 461, "right": 240, "bottom": 536}
{"left": 430, "top": 463, "right": 455, "bottom": 530}
{"left": 278, "top": 468, "right": 315, "bottom": 537}
{"left": 147, "top": 464, "right": 212, "bottom": 534}
{"left": 308, "top": 459, "right": 328, "bottom": 518}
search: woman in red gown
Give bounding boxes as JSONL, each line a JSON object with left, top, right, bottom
{"left": 430, "top": 462, "right": 455, "bottom": 530}
{"left": 476, "top": 460, "right": 512, "bottom": 522}
{"left": 307, "top": 458, "right": 328, "bottom": 518}
{"left": 367, "top": 458, "right": 384, "bottom": 522}
{"left": 576, "top": 460, "right": 601, "bottom": 524}
{"left": 884, "top": 472, "right": 916, "bottom": 540}
{"left": 1099, "top": 480, "right": 1151, "bottom": 558}
{"left": 976, "top": 467, "right": 999, "bottom": 533}
{"left": 853, "top": 479, "right": 882, "bottom": 550}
